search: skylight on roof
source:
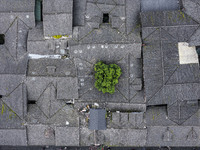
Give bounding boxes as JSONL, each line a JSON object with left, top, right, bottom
{"left": 178, "top": 42, "right": 199, "bottom": 64}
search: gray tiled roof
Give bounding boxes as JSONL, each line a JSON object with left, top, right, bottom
{"left": 43, "top": 13, "right": 72, "bottom": 37}
{"left": 0, "top": 129, "right": 27, "bottom": 146}
{"left": 142, "top": 9, "right": 200, "bottom": 126}
{"left": 89, "top": 108, "right": 106, "bottom": 130}
{"left": 43, "top": 0, "right": 73, "bottom": 14}
{"left": 0, "top": 0, "right": 35, "bottom": 12}
{"left": 141, "top": 0, "right": 180, "bottom": 12}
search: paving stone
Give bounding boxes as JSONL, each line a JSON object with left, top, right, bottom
{"left": 27, "top": 125, "right": 55, "bottom": 145}
{"left": 55, "top": 127, "right": 79, "bottom": 146}
{"left": 0, "top": 129, "right": 27, "bottom": 146}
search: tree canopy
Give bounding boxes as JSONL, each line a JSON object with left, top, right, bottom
{"left": 94, "top": 61, "right": 122, "bottom": 94}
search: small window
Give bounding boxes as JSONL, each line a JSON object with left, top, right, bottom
{"left": 196, "top": 46, "right": 200, "bottom": 63}
{"left": 196, "top": 46, "right": 200, "bottom": 56}
{"left": 28, "top": 100, "right": 36, "bottom": 104}
{"left": 0, "top": 34, "right": 5, "bottom": 45}
{"left": 0, "top": 95, "right": 2, "bottom": 98}
{"left": 103, "top": 13, "right": 109, "bottom": 23}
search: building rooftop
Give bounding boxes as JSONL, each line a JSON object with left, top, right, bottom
{"left": 0, "top": 0, "right": 200, "bottom": 148}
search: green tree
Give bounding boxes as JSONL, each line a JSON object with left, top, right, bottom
{"left": 94, "top": 61, "right": 122, "bottom": 94}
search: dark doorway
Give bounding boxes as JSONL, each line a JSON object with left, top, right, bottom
{"left": 103, "top": 13, "right": 109, "bottom": 23}
{"left": 0, "top": 34, "right": 5, "bottom": 45}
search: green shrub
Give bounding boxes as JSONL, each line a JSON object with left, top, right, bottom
{"left": 94, "top": 61, "right": 122, "bottom": 94}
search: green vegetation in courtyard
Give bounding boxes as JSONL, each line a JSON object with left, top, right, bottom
{"left": 94, "top": 61, "right": 122, "bottom": 94}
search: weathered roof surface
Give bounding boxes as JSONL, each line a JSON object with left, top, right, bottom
{"left": 43, "top": 13, "right": 72, "bottom": 37}
{"left": 74, "top": 0, "right": 141, "bottom": 44}
{"left": 0, "top": 74, "right": 25, "bottom": 96}
{"left": 141, "top": 11, "right": 198, "bottom": 28}
{"left": 57, "top": 77, "right": 79, "bottom": 100}
{"left": 27, "top": 125, "right": 55, "bottom": 145}
{"left": 147, "top": 126, "right": 200, "bottom": 146}
{"left": 100, "top": 128, "right": 147, "bottom": 146}
{"left": 36, "top": 83, "right": 65, "bottom": 118}
{"left": 43, "top": 0, "right": 73, "bottom": 14}
{"left": 28, "top": 59, "right": 76, "bottom": 77}
{"left": 42, "top": 0, "right": 73, "bottom": 37}
{"left": 73, "top": 0, "right": 87, "bottom": 26}
{"left": 141, "top": 0, "right": 180, "bottom": 12}
{"left": 189, "top": 27, "right": 200, "bottom": 46}
{"left": 26, "top": 77, "right": 79, "bottom": 101}
{"left": 182, "top": 0, "right": 200, "bottom": 23}
{"left": 89, "top": 109, "right": 106, "bottom": 130}
{"left": 111, "top": 112, "right": 145, "bottom": 128}
{"left": 142, "top": 9, "right": 200, "bottom": 126}
{"left": 0, "top": 0, "right": 35, "bottom": 12}
{"left": 0, "top": 129, "right": 27, "bottom": 146}
{"left": 55, "top": 127, "right": 79, "bottom": 146}
{"left": 0, "top": 100, "right": 25, "bottom": 129}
